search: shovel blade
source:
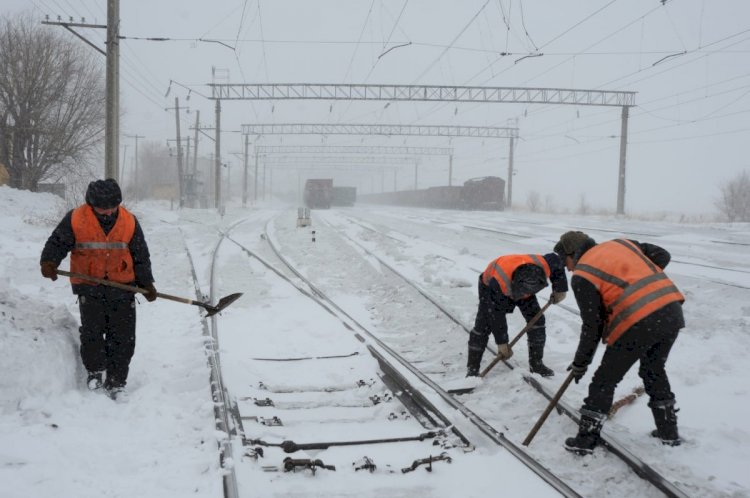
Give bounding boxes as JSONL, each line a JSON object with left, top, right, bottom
{"left": 205, "top": 292, "right": 243, "bottom": 317}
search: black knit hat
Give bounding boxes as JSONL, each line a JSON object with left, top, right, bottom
{"left": 85, "top": 179, "right": 122, "bottom": 209}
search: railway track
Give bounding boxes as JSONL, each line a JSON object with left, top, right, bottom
{"left": 314, "top": 211, "right": 692, "bottom": 497}
{"left": 174, "top": 213, "right": 580, "bottom": 497}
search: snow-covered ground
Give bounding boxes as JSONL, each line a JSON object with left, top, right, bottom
{"left": 1, "top": 185, "right": 748, "bottom": 497}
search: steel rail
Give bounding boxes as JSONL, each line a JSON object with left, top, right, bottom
{"left": 176, "top": 227, "right": 240, "bottom": 498}
{"left": 254, "top": 219, "right": 581, "bottom": 498}
{"left": 327, "top": 213, "right": 691, "bottom": 498}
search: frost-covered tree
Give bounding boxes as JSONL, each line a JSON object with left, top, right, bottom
{"left": 0, "top": 13, "right": 105, "bottom": 191}
{"left": 716, "top": 170, "right": 750, "bottom": 222}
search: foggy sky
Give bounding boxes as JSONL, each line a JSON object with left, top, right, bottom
{"left": 6, "top": 0, "right": 750, "bottom": 215}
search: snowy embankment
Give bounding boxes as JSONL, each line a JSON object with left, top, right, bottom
{"left": 0, "top": 186, "right": 221, "bottom": 498}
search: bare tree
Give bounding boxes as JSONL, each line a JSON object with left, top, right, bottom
{"left": 716, "top": 170, "right": 750, "bottom": 222}
{"left": 526, "top": 190, "right": 541, "bottom": 212}
{"left": 0, "top": 13, "right": 105, "bottom": 191}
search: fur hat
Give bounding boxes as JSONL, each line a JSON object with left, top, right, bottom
{"left": 554, "top": 231, "right": 595, "bottom": 260}
{"left": 85, "top": 179, "right": 122, "bottom": 209}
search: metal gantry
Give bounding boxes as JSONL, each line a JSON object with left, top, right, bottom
{"left": 212, "top": 83, "right": 635, "bottom": 107}
{"left": 243, "top": 123, "right": 518, "bottom": 139}
{"left": 244, "top": 124, "right": 516, "bottom": 204}
{"left": 213, "top": 83, "right": 635, "bottom": 213}
{"left": 255, "top": 145, "right": 453, "bottom": 156}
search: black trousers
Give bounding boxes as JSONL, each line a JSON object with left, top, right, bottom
{"left": 582, "top": 315, "right": 680, "bottom": 416}
{"left": 78, "top": 293, "right": 136, "bottom": 388}
{"left": 469, "top": 279, "right": 546, "bottom": 353}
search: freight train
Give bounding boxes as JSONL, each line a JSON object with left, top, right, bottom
{"left": 359, "top": 176, "right": 505, "bottom": 210}
{"left": 303, "top": 179, "right": 334, "bottom": 209}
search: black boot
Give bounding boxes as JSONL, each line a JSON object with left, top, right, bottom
{"left": 86, "top": 371, "right": 103, "bottom": 390}
{"left": 565, "top": 412, "right": 604, "bottom": 455}
{"left": 529, "top": 344, "right": 554, "bottom": 377}
{"left": 466, "top": 345, "right": 484, "bottom": 377}
{"left": 650, "top": 400, "right": 681, "bottom": 446}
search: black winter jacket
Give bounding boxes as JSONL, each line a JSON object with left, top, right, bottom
{"left": 571, "top": 240, "right": 685, "bottom": 366}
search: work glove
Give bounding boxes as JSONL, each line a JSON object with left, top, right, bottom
{"left": 566, "top": 362, "right": 588, "bottom": 383}
{"left": 551, "top": 291, "right": 567, "bottom": 304}
{"left": 143, "top": 283, "right": 158, "bottom": 302}
{"left": 40, "top": 261, "right": 58, "bottom": 281}
{"left": 496, "top": 343, "right": 513, "bottom": 360}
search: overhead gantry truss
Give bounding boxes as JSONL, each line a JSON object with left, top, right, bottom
{"left": 242, "top": 123, "right": 517, "bottom": 139}
{"left": 212, "top": 83, "right": 635, "bottom": 107}
{"left": 255, "top": 145, "right": 453, "bottom": 156}
{"left": 262, "top": 155, "right": 418, "bottom": 165}
{"left": 211, "top": 83, "right": 635, "bottom": 213}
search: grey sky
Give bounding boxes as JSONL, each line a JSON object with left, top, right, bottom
{"left": 5, "top": 0, "right": 750, "bottom": 214}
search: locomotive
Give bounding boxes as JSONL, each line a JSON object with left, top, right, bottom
{"left": 303, "top": 179, "right": 334, "bottom": 209}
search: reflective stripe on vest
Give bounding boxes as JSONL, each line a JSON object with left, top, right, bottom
{"left": 70, "top": 205, "right": 136, "bottom": 285}
{"left": 481, "top": 254, "right": 551, "bottom": 296}
{"left": 573, "top": 239, "right": 684, "bottom": 345}
{"left": 75, "top": 242, "right": 129, "bottom": 250}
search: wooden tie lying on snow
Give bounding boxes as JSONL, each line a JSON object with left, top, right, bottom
{"left": 608, "top": 386, "right": 646, "bottom": 418}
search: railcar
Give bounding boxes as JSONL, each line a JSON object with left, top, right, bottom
{"left": 303, "top": 179, "right": 334, "bottom": 209}
{"left": 331, "top": 186, "right": 357, "bottom": 207}
{"left": 358, "top": 176, "right": 505, "bottom": 211}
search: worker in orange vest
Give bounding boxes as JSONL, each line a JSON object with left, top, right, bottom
{"left": 554, "top": 231, "right": 685, "bottom": 455}
{"left": 467, "top": 252, "right": 568, "bottom": 378}
{"left": 40, "top": 179, "right": 157, "bottom": 401}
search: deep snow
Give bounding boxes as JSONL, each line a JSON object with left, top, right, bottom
{"left": 1, "top": 185, "right": 748, "bottom": 497}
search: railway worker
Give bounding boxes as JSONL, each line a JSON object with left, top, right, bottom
{"left": 554, "top": 231, "right": 685, "bottom": 455}
{"left": 466, "top": 252, "right": 568, "bottom": 378}
{"left": 40, "top": 179, "right": 157, "bottom": 401}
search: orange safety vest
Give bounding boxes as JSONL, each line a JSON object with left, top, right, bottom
{"left": 573, "top": 239, "right": 685, "bottom": 345}
{"left": 70, "top": 205, "right": 136, "bottom": 285}
{"left": 481, "top": 254, "right": 551, "bottom": 297}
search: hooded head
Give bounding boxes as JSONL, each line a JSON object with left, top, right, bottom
{"left": 85, "top": 179, "right": 122, "bottom": 210}
{"left": 510, "top": 264, "right": 548, "bottom": 300}
{"left": 554, "top": 231, "right": 596, "bottom": 264}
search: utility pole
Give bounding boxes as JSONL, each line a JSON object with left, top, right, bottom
{"left": 506, "top": 135, "right": 515, "bottom": 209}
{"left": 617, "top": 105, "right": 630, "bottom": 215}
{"left": 192, "top": 111, "right": 200, "bottom": 207}
{"left": 243, "top": 134, "right": 249, "bottom": 207}
{"left": 254, "top": 148, "right": 259, "bottom": 203}
{"left": 106, "top": 0, "right": 119, "bottom": 180}
{"left": 125, "top": 134, "right": 144, "bottom": 204}
{"left": 214, "top": 100, "right": 222, "bottom": 209}
{"left": 166, "top": 98, "right": 187, "bottom": 207}
{"left": 120, "top": 144, "right": 128, "bottom": 185}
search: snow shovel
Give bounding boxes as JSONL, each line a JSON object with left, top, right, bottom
{"left": 479, "top": 298, "right": 554, "bottom": 379}
{"left": 56, "top": 269, "right": 242, "bottom": 317}
{"left": 522, "top": 370, "right": 575, "bottom": 446}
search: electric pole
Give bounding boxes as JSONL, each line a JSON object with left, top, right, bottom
{"left": 243, "top": 134, "right": 249, "bottom": 207}
{"left": 192, "top": 111, "right": 200, "bottom": 208}
{"left": 214, "top": 100, "right": 222, "bottom": 209}
{"left": 166, "top": 98, "right": 188, "bottom": 207}
{"left": 125, "top": 134, "right": 144, "bottom": 204}
{"left": 106, "top": 0, "right": 119, "bottom": 180}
